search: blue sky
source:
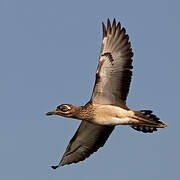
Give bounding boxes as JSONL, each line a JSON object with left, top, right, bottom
{"left": 0, "top": 0, "right": 179, "bottom": 179}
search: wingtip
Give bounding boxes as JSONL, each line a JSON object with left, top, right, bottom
{"left": 117, "top": 22, "right": 121, "bottom": 28}
{"left": 107, "top": 18, "right": 111, "bottom": 34}
{"left": 112, "top": 18, "right": 116, "bottom": 26}
{"left": 102, "top": 22, "right": 107, "bottom": 38}
{"left": 51, "top": 165, "right": 59, "bottom": 169}
{"left": 107, "top": 18, "right": 111, "bottom": 24}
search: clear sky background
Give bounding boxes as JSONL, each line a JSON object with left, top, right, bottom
{"left": 0, "top": 0, "right": 179, "bottom": 179}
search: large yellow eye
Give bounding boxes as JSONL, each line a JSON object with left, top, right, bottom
{"left": 59, "top": 105, "right": 71, "bottom": 112}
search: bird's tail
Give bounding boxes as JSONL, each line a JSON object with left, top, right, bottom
{"left": 131, "top": 110, "right": 167, "bottom": 133}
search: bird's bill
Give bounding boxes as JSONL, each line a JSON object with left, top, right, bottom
{"left": 46, "top": 110, "right": 59, "bottom": 116}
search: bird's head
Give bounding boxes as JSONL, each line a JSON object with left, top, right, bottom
{"left": 46, "top": 104, "right": 82, "bottom": 118}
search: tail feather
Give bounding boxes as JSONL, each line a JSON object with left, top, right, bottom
{"left": 131, "top": 125, "right": 157, "bottom": 133}
{"left": 131, "top": 110, "right": 166, "bottom": 133}
{"left": 140, "top": 110, "right": 160, "bottom": 121}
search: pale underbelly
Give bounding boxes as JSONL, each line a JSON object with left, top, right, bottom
{"left": 93, "top": 117, "right": 134, "bottom": 126}
{"left": 92, "top": 104, "right": 136, "bottom": 126}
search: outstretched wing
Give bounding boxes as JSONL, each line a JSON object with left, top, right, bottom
{"left": 52, "top": 121, "right": 114, "bottom": 168}
{"left": 91, "top": 19, "right": 133, "bottom": 108}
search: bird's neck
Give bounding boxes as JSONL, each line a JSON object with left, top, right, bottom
{"left": 73, "top": 104, "right": 94, "bottom": 121}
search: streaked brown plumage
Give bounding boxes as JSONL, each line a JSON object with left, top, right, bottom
{"left": 46, "top": 19, "right": 167, "bottom": 169}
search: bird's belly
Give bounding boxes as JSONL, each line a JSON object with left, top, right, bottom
{"left": 92, "top": 104, "right": 135, "bottom": 126}
{"left": 93, "top": 117, "right": 132, "bottom": 126}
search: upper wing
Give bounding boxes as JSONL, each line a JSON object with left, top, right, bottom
{"left": 91, "top": 19, "right": 133, "bottom": 107}
{"left": 51, "top": 121, "right": 114, "bottom": 168}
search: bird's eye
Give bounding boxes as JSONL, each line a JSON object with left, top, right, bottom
{"left": 59, "top": 105, "right": 70, "bottom": 112}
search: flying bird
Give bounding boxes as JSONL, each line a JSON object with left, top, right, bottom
{"left": 46, "top": 19, "right": 167, "bottom": 169}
